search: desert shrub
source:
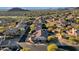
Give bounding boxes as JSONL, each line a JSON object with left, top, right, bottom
{"left": 48, "top": 36, "right": 56, "bottom": 41}
{"left": 47, "top": 44, "right": 58, "bottom": 51}
{"left": 74, "top": 25, "right": 79, "bottom": 29}
{"left": 68, "top": 36, "right": 76, "bottom": 41}
{"left": 20, "top": 47, "right": 31, "bottom": 51}
{"left": 75, "top": 19, "right": 79, "bottom": 23}
{"left": 64, "top": 18, "right": 69, "bottom": 21}
{"left": 66, "top": 36, "right": 78, "bottom": 44}
{"left": 29, "top": 24, "right": 36, "bottom": 33}
{"left": 47, "top": 27, "right": 53, "bottom": 32}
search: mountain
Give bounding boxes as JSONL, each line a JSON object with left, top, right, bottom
{"left": 8, "top": 7, "right": 30, "bottom": 11}
{"left": 74, "top": 7, "right": 79, "bottom": 9}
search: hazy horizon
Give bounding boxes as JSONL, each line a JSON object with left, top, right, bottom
{"left": 0, "top": 7, "right": 65, "bottom": 11}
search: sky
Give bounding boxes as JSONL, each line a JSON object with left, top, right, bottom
{"left": 0, "top": 0, "right": 79, "bottom": 7}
